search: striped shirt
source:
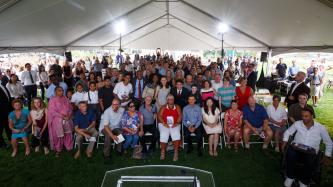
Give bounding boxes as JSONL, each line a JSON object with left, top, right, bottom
{"left": 217, "top": 86, "right": 236, "bottom": 107}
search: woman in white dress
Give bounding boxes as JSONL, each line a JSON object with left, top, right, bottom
{"left": 202, "top": 98, "right": 222, "bottom": 157}
{"left": 155, "top": 76, "right": 170, "bottom": 111}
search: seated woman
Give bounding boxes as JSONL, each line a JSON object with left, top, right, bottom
{"left": 121, "top": 102, "right": 144, "bottom": 153}
{"left": 8, "top": 99, "right": 32, "bottom": 157}
{"left": 266, "top": 95, "right": 287, "bottom": 152}
{"left": 202, "top": 98, "right": 222, "bottom": 157}
{"left": 48, "top": 86, "right": 73, "bottom": 157}
{"left": 30, "top": 97, "right": 49, "bottom": 155}
{"left": 6, "top": 74, "right": 24, "bottom": 100}
{"left": 224, "top": 100, "right": 243, "bottom": 151}
{"left": 157, "top": 94, "right": 182, "bottom": 161}
{"left": 139, "top": 96, "right": 159, "bottom": 152}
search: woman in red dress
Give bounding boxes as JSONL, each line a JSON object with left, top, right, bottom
{"left": 235, "top": 77, "right": 253, "bottom": 110}
{"left": 224, "top": 100, "right": 243, "bottom": 151}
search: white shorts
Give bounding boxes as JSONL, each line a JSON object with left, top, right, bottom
{"left": 158, "top": 123, "right": 181, "bottom": 143}
{"left": 311, "top": 85, "right": 320, "bottom": 97}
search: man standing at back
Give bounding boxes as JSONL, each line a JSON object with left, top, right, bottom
{"left": 21, "top": 63, "right": 38, "bottom": 109}
{"left": 285, "top": 72, "right": 310, "bottom": 108}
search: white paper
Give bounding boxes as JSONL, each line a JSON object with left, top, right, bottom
{"left": 167, "top": 116, "right": 174, "bottom": 127}
{"left": 114, "top": 134, "right": 125, "bottom": 144}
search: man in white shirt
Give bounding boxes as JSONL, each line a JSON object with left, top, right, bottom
{"left": 266, "top": 95, "right": 287, "bottom": 152}
{"left": 282, "top": 107, "right": 332, "bottom": 187}
{"left": 21, "top": 63, "right": 38, "bottom": 109}
{"left": 113, "top": 73, "right": 133, "bottom": 107}
{"left": 211, "top": 74, "right": 223, "bottom": 102}
{"left": 309, "top": 67, "right": 323, "bottom": 107}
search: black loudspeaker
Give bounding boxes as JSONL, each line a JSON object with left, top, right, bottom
{"left": 260, "top": 52, "right": 268, "bottom": 62}
{"left": 65, "top": 51, "right": 72, "bottom": 62}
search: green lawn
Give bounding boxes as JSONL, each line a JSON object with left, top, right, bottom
{"left": 1, "top": 89, "right": 333, "bottom": 187}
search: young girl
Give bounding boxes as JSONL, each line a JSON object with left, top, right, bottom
{"left": 71, "top": 83, "right": 87, "bottom": 110}
{"left": 30, "top": 97, "right": 49, "bottom": 155}
{"left": 84, "top": 82, "right": 100, "bottom": 129}
{"left": 8, "top": 99, "right": 32, "bottom": 157}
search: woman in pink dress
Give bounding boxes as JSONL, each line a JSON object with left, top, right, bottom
{"left": 224, "top": 100, "right": 243, "bottom": 151}
{"left": 48, "top": 86, "right": 73, "bottom": 157}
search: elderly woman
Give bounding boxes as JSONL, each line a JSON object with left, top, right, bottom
{"left": 157, "top": 94, "right": 182, "bottom": 161}
{"left": 139, "top": 96, "right": 159, "bottom": 152}
{"left": 48, "top": 86, "right": 73, "bottom": 157}
{"left": 8, "top": 99, "right": 32, "bottom": 157}
{"left": 202, "top": 98, "right": 222, "bottom": 157}
{"left": 224, "top": 100, "right": 243, "bottom": 151}
{"left": 121, "top": 102, "right": 144, "bottom": 152}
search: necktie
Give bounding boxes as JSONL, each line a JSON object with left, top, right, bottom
{"left": 178, "top": 90, "right": 181, "bottom": 96}
{"left": 138, "top": 79, "right": 141, "bottom": 99}
{"left": 29, "top": 71, "right": 35, "bottom": 84}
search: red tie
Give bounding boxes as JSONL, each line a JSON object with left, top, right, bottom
{"left": 138, "top": 80, "right": 142, "bottom": 99}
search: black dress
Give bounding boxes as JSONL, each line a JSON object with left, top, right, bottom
{"left": 63, "top": 65, "right": 73, "bottom": 88}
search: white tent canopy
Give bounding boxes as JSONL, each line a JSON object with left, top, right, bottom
{"left": 0, "top": 0, "right": 333, "bottom": 55}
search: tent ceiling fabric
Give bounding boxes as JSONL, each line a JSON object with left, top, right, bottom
{"left": 0, "top": 0, "right": 333, "bottom": 54}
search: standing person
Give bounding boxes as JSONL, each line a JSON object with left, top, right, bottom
{"left": 62, "top": 60, "right": 73, "bottom": 89}
{"left": 84, "top": 82, "right": 100, "bottom": 129}
{"left": 171, "top": 80, "right": 189, "bottom": 109}
{"left": 288, "top": 93, "right": 316, "bottom": 124}
{"left": 182, "top": 95, "right": 203, "bottom": 156}
{"left": 0, "top": 83, "right": 12, "bottom": 148}
{"left": 132, "top": 70, "right": 145, "bottom": 109}
{"left": 224, "top": 100, "right": 243, "bottom": 151}
{"left": 211, "top": 74, "right": 223, "bottom": 101}
{"left": 217, "top": 78, "right": 236, "bottom": 112}
{"left": 93, "top": 58, "right": 104, "bottom": 77}
{"left": 21, "top": 63, "right": 38, "bottom": 110}
{"left": 46, "top": 75, "right": 68, "bottom": 100}
{"left": 267, "top": 95, "right": 287, "bottom": 152}
{"left": 235, "top": 77, "right": 253, "bottom": 110}
{"left": 121, "top": 102, "right": 144, "bottom": 152}
{"left": 158, "top": 94, "right": 182, "bottom": 161}
{"left": 309, "top": 67, "right": 323, "bottom": 107}
{"left": 75, "top": 72, "right": 89, "bottom": 92}
{"left": 246, "top": 63, "right": 257, "bottom": 92}
{"left": 98, "top": 76, "right": 114, "bottom": 113}
{"left": 48, "top": 86, "right": 73, "bottom": 157}
{"left": 142, "top": 73, "right": 159, "bottom": 104}
{"left": 284, "top": 72, "right": 310, "bottom": 108}
{"left": 200, "top": 80, "right": 215, "bottom": 105}
{"left": 6, "top": 74, "right": 24, "bottom": 100}
{"left": 282, "top": 107, "right": 332, "bottom": 187}
{"left": 155, "top": 76, "right": 170, "bottom": 111}
{"left": 8, "top": 99, "right": 32, "bottom": 157}
{"left": 139, "top": 96, "right": 159, "bottom": 152}
{"left": 38, "top": 65, "right": 49, "bottom": 101}
{"left": 113, "top": 73, "right": 133, "bottom": 107}
{"left": 102, "top": 98, "right": 125, "bottom": 158}
{"left": 30, "top": 97, "right": 49, "bottom": 155}
{"left": 202, "top": 97, "right": 222, "bottom": 156}
{"left": 288, "top": 60, "right": 299, "bottom": 80}
{"left": 276, "top": 58, "right": 288, "bottom": 79}
{"left": 73, "top": 101, "right": 98, "bottom": 159}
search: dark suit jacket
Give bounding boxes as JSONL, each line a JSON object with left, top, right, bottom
{"left": 1, "top": 76, "right": 9, "bottom": 87}
{"left": 285, "top": 82, "right": 310, "bottom": 108}
{"left": 0, "top": 85, "right": 12, "bottom": 123}
{"left": 170, "top": 87, "right": 189, "bottom": 109}
{"left": 131, "top": 78, "right": 146, "bottom": 99}
{"left": 247, "top": 71, "right": 258, "bottom": 91}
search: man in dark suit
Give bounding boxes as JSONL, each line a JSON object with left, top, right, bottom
{"left": 0, "top": 83, "right": 12, "bottom": 148}
{"left": 247, "top": 63, "right": 258, "bottom": 92}
{"left": 285, "top": 71, "right": 310, "bottom": 108}
{"left": 0, "top": 69, "right": 11, "bottom": 86}
{"left": 171, "top": 80, "right": 189, "bottom": 109}
{"left": 131, "top": 70, "right": 146, "bottom": 109}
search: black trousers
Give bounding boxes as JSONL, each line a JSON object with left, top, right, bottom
{"left": 286, "top": 146, "right": 317, "bottom": 185}
{"left": 39, "top": 83, "right": 48, "bottom": 101}
{"left": 24, "top": 85, "right": 37, "bottom": 110}
{"left": 31, "top": 128, "right": 49, "bottom": 148}
{"left": 184, "top": 125, "right": 203, "bottom": 150}
{"left": 0, "top": 117, "right": 12, "bottom": 146}
{"left": 139, "top": 124, "right": 159, "bottom": 151}
{"left": 88, "top": 104, "right": 101, "bottom": 130}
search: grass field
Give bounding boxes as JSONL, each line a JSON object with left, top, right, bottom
{"left": 0, "top": 89, "right": 333, "bottom": 187}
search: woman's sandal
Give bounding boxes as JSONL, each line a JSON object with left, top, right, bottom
{"left": 209, "top": 150, "right": 214, "bottom": 156}
{"left": 173, "top": 152, "right": 178, "bottom": 162}
{"left": 160, "top": 151, "right": 166, "bottom": 160}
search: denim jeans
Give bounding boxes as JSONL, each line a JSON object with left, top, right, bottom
{"left": 123, "top": 134, "right": 139, "bottom": 150}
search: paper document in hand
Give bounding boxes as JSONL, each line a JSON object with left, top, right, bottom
{"left": 114, "top": 134, "right": 125, "bottom": 144}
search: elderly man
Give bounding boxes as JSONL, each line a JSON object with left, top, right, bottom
{"left": 285, "top": 71, "right": 310, "bottom": 108}
{"left": 182, "top": 95, "right": 203, "bottom": 156}
{"left": 243, "top": 96, "right": 273, "bottom": 149}
{"left": 73, "top": 101, "right": 98, "bottom": 159}
{"left": 102, "top": 98, "right": 125, "bottom": 159}
{"left": 283, "top": 107, "right": 332, "bottom": 187}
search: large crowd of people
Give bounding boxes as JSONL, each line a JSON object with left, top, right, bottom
{"left": 0, "top": 53, "right": 332, "bottom": 187}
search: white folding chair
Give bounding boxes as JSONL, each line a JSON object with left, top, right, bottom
{"left": 220, "top": 112, "right": 242, "bottom": 148}
{"left": 202, "top": 112, "right": 224, "bottom": 149}
{"left": 181, "top": 123, "right": 204, "bottom": 149}
{"left": 142, "top": 118, "right": 157, "bottom": 150}
{"left": 73, "top": 132, "right": 90, "bottom": 149}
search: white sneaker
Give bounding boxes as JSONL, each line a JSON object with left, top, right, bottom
{"left": 35, "top": 147, "right": 40, "bottom": 153}
{"left": 299, "top": 181, "right": 307, "bottom": 187}
{"left": 275, "top": 147, "right": 280, "bottom": 152}
{"left": 245, "top": 144, "right": 250, "bottom": 149}
{"left": 262, "top": 144, "right": 268, "bottom": 149}
{"left": 284, "top": 178, "right": 293, "bottom": 187}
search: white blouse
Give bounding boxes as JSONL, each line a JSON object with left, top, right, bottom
{"left": 6, "top": 82, "right": 24, "bottom": 98}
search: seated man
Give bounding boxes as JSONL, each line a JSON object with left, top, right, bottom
{"left": 102, "top": 98, "right": 125, "bottom": 159}
{"left": 288, "top": 93, "right": 315, "bottom": 124}
{"left": 266, "top": 95, "right": 288, "bottom": 152}
{"left": 182, "top": 95, "right": 203, "bottom": 156}
{"left": 282, "top": 107, "right": 332, "bottom": 187}
{"left": 73, "top": 101, "right": 98, "bottom": 159}
{"left": 243, "top": 96, "right": 273, "bottom": 149}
